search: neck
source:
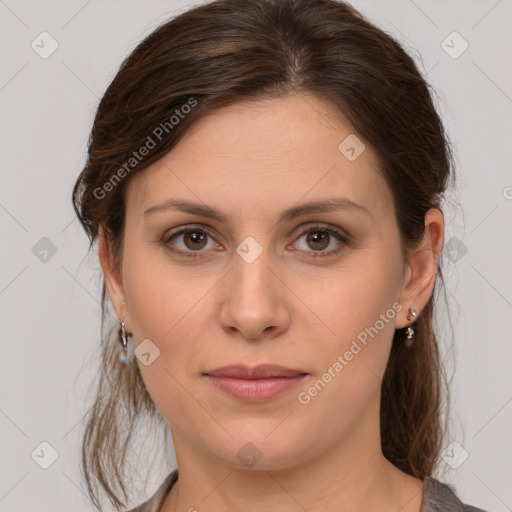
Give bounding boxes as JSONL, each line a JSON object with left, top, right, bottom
{"left": 161, "top": 415, "right": 424, "bottom": 512}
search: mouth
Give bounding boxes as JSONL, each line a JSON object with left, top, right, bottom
{"left": 204, "top": 364, "right": 308, "bottom": 402}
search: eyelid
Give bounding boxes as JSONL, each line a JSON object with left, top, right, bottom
{"left": 293, "top": 222, "right": 349, "bottom": 241}
{"left": 164, "top": 223, "right": 217, "bottom": 241}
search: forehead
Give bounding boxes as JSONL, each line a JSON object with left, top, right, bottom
{"left": 125, "top": 93, "right": 392, "bottom": 222}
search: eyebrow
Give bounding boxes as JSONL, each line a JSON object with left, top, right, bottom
{"left": 143, "top": 196, "right": 371, "bottom": 223}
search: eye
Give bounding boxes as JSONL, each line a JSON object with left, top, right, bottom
{"left": 163, "top": 226, "right": 220, "bottom": 258}
{"left": 291, "top": 224, "right": 349, "bottom": 258}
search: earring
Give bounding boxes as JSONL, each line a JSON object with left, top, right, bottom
{"left": 120, "top": 321, "right": 128, "bottom": 353}
{"left": 405, "top": 307, "right": 418, "bottom": 342}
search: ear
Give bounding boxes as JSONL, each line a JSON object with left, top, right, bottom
{"left": 98, "top": 224, "right": 132, "bottom": 332}
{"left": 395, "top": 208, "right": 444, "bottom": 329}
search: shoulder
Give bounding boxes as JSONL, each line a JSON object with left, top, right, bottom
{"left": 126, "top": 471, "right": 492, "bottom": 512}
{"left": 126, "top": 469, "right": 178, "bottom": 512}
{"left": 422, "top": 476, "right": 492, "bottom": 512}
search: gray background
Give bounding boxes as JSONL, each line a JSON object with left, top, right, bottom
{"left": 1, "top": 0, "right": 511, "bottom": 511}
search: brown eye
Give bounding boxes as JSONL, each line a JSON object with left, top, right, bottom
{"left": 293, "top": 224, "right": 349, "bottom": 258}
{"left": 164, "top": 226, "right": 219, "bottom": 258}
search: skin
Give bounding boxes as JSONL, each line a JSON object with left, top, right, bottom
{"left": 99, "top": 92, "right": 444, "bottom": 512}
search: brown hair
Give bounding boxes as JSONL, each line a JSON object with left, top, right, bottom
{"left": 72, "top": 0, "right": 454, "bottom": 509}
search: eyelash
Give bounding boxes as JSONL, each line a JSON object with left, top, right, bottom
{"left": 162, "top": 223, "right": 350, "bottom": 260}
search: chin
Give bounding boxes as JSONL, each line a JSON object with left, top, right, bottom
{"left": 208, "top": 425, "right": 311, "bottom": 472}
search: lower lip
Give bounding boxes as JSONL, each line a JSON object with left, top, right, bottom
{"left": 206, "top": 375, "right": 307, "bottom": 402}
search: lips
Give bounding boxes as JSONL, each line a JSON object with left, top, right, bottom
{"left": 205, "top": 364, "right": 307, "bottom": 379}
{"left": 204, "top": 364, "right": 308, "bottom": 402}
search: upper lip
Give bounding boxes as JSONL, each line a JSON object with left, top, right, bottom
{"left": 205, "top": 364, "right": 307, "bottom": 379}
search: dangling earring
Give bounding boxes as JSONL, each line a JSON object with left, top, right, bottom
{"left": 405, "top": 307, "right": 418, "bottom": 342}
{"left": 120, "top": 321, "right": 128, "bottom": 353}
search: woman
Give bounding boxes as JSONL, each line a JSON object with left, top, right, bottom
{"left": 72, "top": 0, "right": 490, "bottom": 510}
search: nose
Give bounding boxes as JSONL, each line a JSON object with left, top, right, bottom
{"left": 218, "top": 247, "right": 291, "bottom": 341}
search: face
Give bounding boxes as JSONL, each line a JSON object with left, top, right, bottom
{"left": 104, "top": 93, "right": 425, "bottom": 471}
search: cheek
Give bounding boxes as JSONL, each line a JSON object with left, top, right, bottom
{"left": 121, "top": 250, "right": 208, "bottom": 421}
{"left": 300, "top": 258, "right": 401, "bottom": 348}
{"left": 122, "top": 246, "right": 216, "bottom": 381}
{"left": 122, "top": 243, "right": 200, "bottom": 338}
{"left": 293, "top": 245, "right": 403, "bottom": 414}
{"left": 293, "top": 267, "right": 401, "bottom": 439}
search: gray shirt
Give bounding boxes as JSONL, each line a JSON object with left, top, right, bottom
{"left": 127, "top": 470, "right": 490, "bottom": 512}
